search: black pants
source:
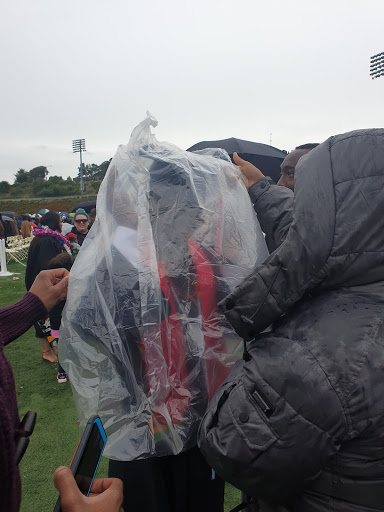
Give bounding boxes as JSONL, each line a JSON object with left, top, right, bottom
{"left": 109, "top": 446, "right": 224, "bottom": 512}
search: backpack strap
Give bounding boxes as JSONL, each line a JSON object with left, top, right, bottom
{"left": 188, "top": 239, "right": 229, "bottom": 398}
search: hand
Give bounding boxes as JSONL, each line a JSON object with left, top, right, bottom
{"left": 233, "top": 152, "right": 265, "bottom": 189}
{"left": 29, "top": 269, "right": 69, "bottom": 312}
{"left": 54, "top": 467, "right": 124, "bottom": 512}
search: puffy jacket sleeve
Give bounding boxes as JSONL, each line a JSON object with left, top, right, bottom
{"left": 198, "top": 334, "right": 350, "bottom": 505}
{"left": 248, "top": 178, "right": 293, "bottom": 252}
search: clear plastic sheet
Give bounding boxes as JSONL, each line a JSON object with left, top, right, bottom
{"left": 59, "top": 113, "right": 269, "bottom": 460}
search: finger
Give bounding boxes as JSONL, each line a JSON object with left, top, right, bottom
{"left": 90, "top": 477, "right": 123, "bottom": 495}
{"left": 54, "top": 275, "right": 69, "bottom": 297}
{"left": 56, "top": 275, "right": 69, "bottom": 288}
{"left": 51, "top": 268, "right": 70, "bottom": 280}
{"left": 40, "top": 268, "right": 69, "bottom": 286}
{"left": 90, "top": 478, "right": 124, "bottom": 507}
{"left": 233, "top": 152, "right": 245, "bottom": 165}
{"left": 54, "top": 466, "right": 80, "bottom": 505}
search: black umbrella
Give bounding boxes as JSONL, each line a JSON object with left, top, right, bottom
{"left": 0, "top": 211, "right": 18, "bottom": 218}
{"left": 72, "top": 200, "right": 96, "bottom": 214}
{"left": 187, "top": 137, "right": 287, "bottom": 184}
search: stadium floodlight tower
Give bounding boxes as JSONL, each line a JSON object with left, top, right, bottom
{"left": 370, "top": 52, "right": 384, "bottom": 79}
{"left": 72, "top": 138, "right": 86, "bottom": 196}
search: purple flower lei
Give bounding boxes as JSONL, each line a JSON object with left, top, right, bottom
{"left": 33, "top": 226, "right": 71, "bottom": 249}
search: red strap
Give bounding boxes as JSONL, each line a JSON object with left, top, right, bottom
{"left": 188, "top": 240, "right": 229, "bottom": 398}
{"left": 145, "top": 243, "right": 229, "bottom": 432}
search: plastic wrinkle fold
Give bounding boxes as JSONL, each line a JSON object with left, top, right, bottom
{"left": 59, "top": 113, "right": 269, "bottom": 460}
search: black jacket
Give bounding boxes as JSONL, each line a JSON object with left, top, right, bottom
{"left": 70, "top": 226, "right": 88, "bottom": 246}
{"left": 199, "top": 129, "right": 384, "bottom": 511}
{"left": 249, "top": 176, "right": 293, "bottom": 253}
{"left": 25, "top": 236, "right": 63, "bottom": 290}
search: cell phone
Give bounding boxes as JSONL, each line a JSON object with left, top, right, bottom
{"left": 53, "top": 415, "right": 107, "bottom": 512}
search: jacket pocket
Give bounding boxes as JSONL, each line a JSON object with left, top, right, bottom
{"left": 249, "top": 385, "right": 275, "bottom": 418}
{"left": 227, "top": 381, "right": 277, "bottom": 453}
{"left": 198, "top": 376, "right": 278, "bottom": 479}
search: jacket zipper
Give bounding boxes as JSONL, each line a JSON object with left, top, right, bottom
{"left": 212, "top": 383, "right": 237, "bottom": 426}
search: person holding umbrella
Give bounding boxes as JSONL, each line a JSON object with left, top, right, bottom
{"left": 233, "top": 144, "right": 318, "bottom": 252}
{"left": 2, "top": 215, "right": 19, "bottom": 241}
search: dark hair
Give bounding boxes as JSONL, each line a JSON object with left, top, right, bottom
{"left": 47, "top": 252, "right": 74, "bottom": 271}
{"left": 295, "top": 143, "right": 320, "bottom": 150}
{"left": 41, "top": 211, "right": 61, "bottom": 231}
{"left": 89, "top": 208, "right": 96, "bottom": 219}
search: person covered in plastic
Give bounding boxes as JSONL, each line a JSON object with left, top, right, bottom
{"left": 198, "top": 129, "right": 384, "bottom": 512}
{"left": 59, "top": 115, "right": 268, "bottom": 512}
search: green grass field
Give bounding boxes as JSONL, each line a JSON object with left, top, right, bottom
{"left": 1, "top": 260, "right": 241, "bottom": 512}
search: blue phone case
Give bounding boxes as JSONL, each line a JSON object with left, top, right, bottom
{"left": 53, "top": 415, "right": 107, "bottom": 512}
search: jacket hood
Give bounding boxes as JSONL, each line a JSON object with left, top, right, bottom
{"left": 220, "top": 129, "right": 384, "bottom": 339}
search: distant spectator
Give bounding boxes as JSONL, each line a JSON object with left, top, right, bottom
{"left": 47, "top": 252, "right": 74, "bottom": 383}
{"left": 89, "top": 207, "right": 96, "bottom": 227}
{"left": 3, "top": 221, "right": 13, "bottom": 240}
{"left": 0, "top": 214, "right": 4, "bottom": 240}
{"left": 3, "top": 220, "right": 18, "bottom": 240}
{"left": 12, "top": 220, "right": 19, "bottom": 236}
{"left": 20, "top": 216, "right": 32, "bottom": 238}
{"left": 25, "top": 211, "right": 71, "bottom": 363}
{"left": 70, "top": 209, "right": 89, "bottom": 246}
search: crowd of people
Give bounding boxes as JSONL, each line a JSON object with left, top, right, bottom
{"left": 1, "top": 128, "right": 384, "bottom": 512}
{"left": 22, "top": 208, "right": 93, "bottom": 380}
{"left": 0, "top": 208, "right": 97, "bottom": 245}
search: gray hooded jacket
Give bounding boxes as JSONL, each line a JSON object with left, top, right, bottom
{"left": 198, "top": 129, "right": 384, "bottom": 511}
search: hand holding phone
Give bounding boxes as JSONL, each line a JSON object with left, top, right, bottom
{"left": 53, "top": 415, "right": 122, "bottom": 512}
{"left": 54, "top": 467, "right": 124, "bottom": 512}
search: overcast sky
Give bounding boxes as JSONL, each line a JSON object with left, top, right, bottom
{"left": 1, "top": 0, "right": 383, "bottom": 184}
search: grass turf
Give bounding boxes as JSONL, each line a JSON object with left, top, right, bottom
{"left": 1, "top": 260, "right": 241, "bottom": 512}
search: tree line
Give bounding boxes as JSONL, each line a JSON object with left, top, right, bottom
{"left": 0, "top": 160, "right": 111, "bottom": 197}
